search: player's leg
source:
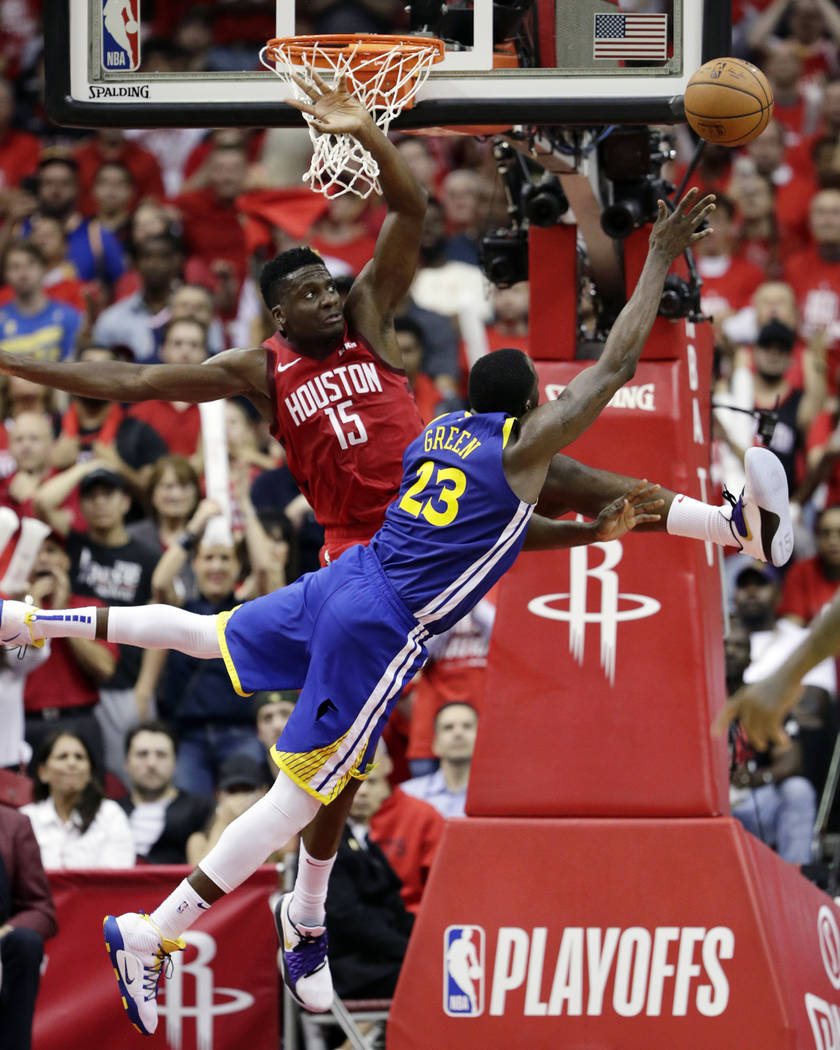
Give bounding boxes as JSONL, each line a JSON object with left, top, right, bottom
{"left": 0, "top": 601, "right": 223, "bottom": 657}
{"left": 100, "top": 583, "right": 320, "bottom": 1034}
{"left": 539, "top": 447, "right": 793, "bottom": 566}
{"left": 103, "top": 767, "right": 321, "bottom": 1034}
{"left": 272, "top": 546, "right": 428, "bottom": 1012}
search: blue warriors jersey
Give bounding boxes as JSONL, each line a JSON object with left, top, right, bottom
{"left": 0, "top": 300, "right": 82, "bottom": 361}
{"left": 371, "top": 410, "right": 534, "bottom": 635}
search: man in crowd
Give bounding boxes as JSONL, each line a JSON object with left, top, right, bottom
{"left": 0, "top": 242, "right": 82, "bottom": 361}
{"left": 24, "top": 530, "right": 117, "bottom": 776}
{"left": 92, "top": 233, "right": 184, "bottom": 363}
{"left": 118, "top": 721, "right": 214, "bottom": 864}
{"left": 401, "top": 702, "right": 479, "bottom": 819}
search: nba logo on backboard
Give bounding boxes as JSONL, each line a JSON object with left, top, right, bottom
{"left": 443, "top": 925, "right": 484, "bottom": 1017}
{"left": 101, "top": 0, "right": 141, "bottom": 72}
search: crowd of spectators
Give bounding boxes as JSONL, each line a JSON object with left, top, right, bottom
{"left": 2, "top": 0, "right": 840, "bottom": 1044}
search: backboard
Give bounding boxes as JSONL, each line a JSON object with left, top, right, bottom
{"left": 45, "top": 0, "right": 729, "bottom": 130}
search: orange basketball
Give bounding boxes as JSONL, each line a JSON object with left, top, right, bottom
{"left": 684, "top": 57, "right": 774, "bottom": 147}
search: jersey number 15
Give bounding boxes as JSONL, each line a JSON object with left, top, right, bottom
{"left": 325, "top": 400, "right": 368, "bottom": 449}
{"left": 399, "top": 460, "right": 466, "bottom": 527}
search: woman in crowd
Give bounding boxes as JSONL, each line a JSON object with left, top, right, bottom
{"left": 22, "top": 730, "right": 135, "bottom": 869}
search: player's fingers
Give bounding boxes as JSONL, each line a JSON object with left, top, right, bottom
{"left": 290, "top": 72, "right": 321, "bottom": 100}
{"left": 674, "top": 186, "right": 699, "bottom": 215}
{"left": 690, "top": 227, "right": 714, "bottom": 243}
{"left": 688, "top": 200, "right": 716, "bottom": 227}
{"left": 285, "top": 97, "right": 319, "bottom": 116}
{"left": 656, "top": 200, "right": 667, "bottom": 222}
{"left": 770, "top": 725, "right": 792, "bottom": 752}
{"left": 711, "top": 699, "right": 738, "bottom": 737}
{"left": 310, "top": 69, "right": 332, "bottom": 93}
{"left": 634, "top": 513, "right": 662, "bottom": 523}
{"left": 742, "top": 715, "right": 770, "bottom": 752}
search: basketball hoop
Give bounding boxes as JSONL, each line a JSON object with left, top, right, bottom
{"left": 260, "top": 34, "right": 445, "bottom": 199}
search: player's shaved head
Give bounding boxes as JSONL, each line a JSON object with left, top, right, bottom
{"left": 468, "top": 347, "right": 538, "bottom": 418}
{"left": 259, "top": 247, "right": 328, "bottom": 308}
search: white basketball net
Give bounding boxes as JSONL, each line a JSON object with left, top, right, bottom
{"left": 260, "top": 37, "right": 443, "bottom": 199}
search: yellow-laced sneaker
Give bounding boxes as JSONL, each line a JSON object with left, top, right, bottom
{"left": 103, "top": 912, "right": 185, "bottom": 1036}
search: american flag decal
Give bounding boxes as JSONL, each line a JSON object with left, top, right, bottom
{"left": 593, "top": 12, "right": 668, "bottom": 61}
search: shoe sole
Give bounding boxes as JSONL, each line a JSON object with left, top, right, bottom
{"left": 744, "top": 447, "right": 794, "bottom": 567}
{"left": 274, "top": 893, "right": 332, "bottom": 1013}
{"left": 103, "top": 915, "right": 151, "bottom": 1037}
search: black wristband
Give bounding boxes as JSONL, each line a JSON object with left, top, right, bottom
{"left": 178, "top": 530, "right": 198, "bottom": 553}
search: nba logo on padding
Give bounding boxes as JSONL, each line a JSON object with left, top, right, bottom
{"left": 443, "top": 925, "right": 484, "bottom": 1017}
{"left": 101, "top": 0, "right": 141, "bottom": 72}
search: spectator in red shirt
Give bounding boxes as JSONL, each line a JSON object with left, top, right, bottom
{"left": 748, "top": 0, "right": 840, "bottom": 81}
{"left": 174, "top": 143, "right": 251, "bottom": 292}
{"left": 695, "top": 195, "right": 766, "bottom": 335}
{"left": 24, "top": 214, "right": 87, "bottom": 314}
{"left": 779, "top": 504, "right": 840, "bottom": 625}
{"left": 23, "top": 531, "right": 118, "bottom": 777}
{"left": 128, "top": 318, "right": 207, "bottom": 458}
{"left": 763, "top": 41, "right": 818, "bottom": 143}
{"left": 731, "top": 172, "right": 787, "bottom": 279}
{"left": 0, "top": 410, "right": 56, "bottom": 520}
{"left": 308, "top": 192, "right": 378, "bottom": 277}
{"left": 74, "top": 129, "right": 165, "bottom": 217}
{"left": 91, "top": 161, "right": 135, "bottom": 247}
{"left": 789, "top": 77, "right": 840, "bottom": 178}
{"left": 785, "top": 187, "right": 840, "bottom": 341}
{"left": 741, "top": 119, "right": 816, "bottom": 252}
{"left": 0, "top": 77, "right": 38, "bottom": 195}
{"left": 395, "top": 317, "right": 444, "bottom": 424}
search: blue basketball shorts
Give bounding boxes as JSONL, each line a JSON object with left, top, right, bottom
{"left": 218, "top": 544, "right": 429, "bottom": 803}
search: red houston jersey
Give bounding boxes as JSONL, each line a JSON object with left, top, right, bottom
{"left": 263, "top": 327, "right": 423, "bottom": 548}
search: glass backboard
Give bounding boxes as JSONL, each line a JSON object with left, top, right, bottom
{"left": 45, "top": 0, "right": 728, "bottom": 129}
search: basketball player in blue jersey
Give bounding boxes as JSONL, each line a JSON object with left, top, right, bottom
{"left": 0, "top": 188, "right": 717, "bottom": 1035}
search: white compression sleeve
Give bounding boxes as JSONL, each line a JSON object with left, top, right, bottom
{"left": 106, "top": 605, "right": 222, "bottom": 658}
{"left": 198, "top": 774, "right": 320, "bottom": 893}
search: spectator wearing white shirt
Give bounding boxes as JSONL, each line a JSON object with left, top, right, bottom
{"left": 22, "top": 730, "right": 135, "bottom": 869}
{"left": 401, "top": 703, "right": 478, "bottom": 819}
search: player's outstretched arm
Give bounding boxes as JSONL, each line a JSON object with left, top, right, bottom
{"left": 0, "top": 346, "right": 268, "bottom": 405}
{"left": 510, "top": 190, "right": 715, "bottom": 486}
{"left": 523, "top": 481, "right": 663, "bottom": 550}
{"left": 713, "top": 588, "right": 840, "bottom": 750}
{"left": 286, "top": 72, "right": 427, "bottom": 351}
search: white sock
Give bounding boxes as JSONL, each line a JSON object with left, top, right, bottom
{"left": 291, "top": 842, "right": 336, "bottom": 928}
{"left": 149, "top": 879, "right": 211, "bottom": 941}
{"left": 107, "top": 605, "right": 222, "bottom": 658}
{"left": 29, "top": 607, "right": 98, "bottom": 640}
{"left": 666, "top": 494, "right": 733, "bottom": 548}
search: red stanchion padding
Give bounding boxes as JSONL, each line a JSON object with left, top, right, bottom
{"left": 390, "top": 818, "right": 840, "bottom": 1050}
{"left": 528, "top": 224, "right": 578, "bottom": 360}
{"left": 468, "top": 335, "right": 728, "bottom": 818}
{"left": 33, "top": 866, "right": 280, "bottom": 1050}
{"left": 624, "top": 226, "right": 695, "bottom": 361}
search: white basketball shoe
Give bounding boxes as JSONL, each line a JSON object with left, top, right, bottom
{"left": 725, "top": 446, "right": 794, "bottom": 567}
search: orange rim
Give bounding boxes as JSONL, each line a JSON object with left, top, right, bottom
{"left": 264, "top": 34, "right": 445, "bottom": 107}
{"left": 264, "top": 34, "right": 446, "bottom": 64}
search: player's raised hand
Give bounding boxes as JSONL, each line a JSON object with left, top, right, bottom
{"left": 592, "top": 480, "right": 663, "bottom": 542}
{"left": 285, "top": 71, "right": 373, "bottom": 137}
{"left": 711, "top": 671, "right": 802, "bottom": 752}
{"left": 649, "top": 188, "right": 716, "bottom": 261}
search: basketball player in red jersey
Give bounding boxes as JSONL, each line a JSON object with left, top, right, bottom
{"left": 0, "top": 77, "right": 792, "bottom": 1012}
